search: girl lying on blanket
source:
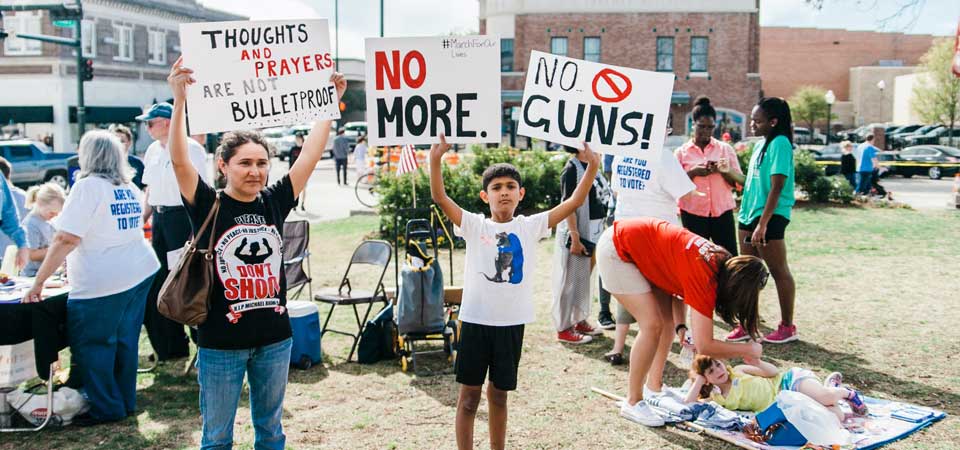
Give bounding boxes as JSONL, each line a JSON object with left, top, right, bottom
{"left": 684, "top": 355, "right": 868, "bottom": 420}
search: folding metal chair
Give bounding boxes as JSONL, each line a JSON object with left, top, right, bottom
{"left": 283, "top": 220, "right": 313, "bottom": 300}
{"left": 315, "top": 240, "right": 392, "bottom": 362}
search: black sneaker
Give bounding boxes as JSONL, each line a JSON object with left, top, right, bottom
{"left": 71, "top": 412, "right": 122, "bottom": 427}
{"left": 604, "top": 352, "right": 625, "bottom": 365}
{"left": 598, "top": 312, "right": 615, "bottom": 330}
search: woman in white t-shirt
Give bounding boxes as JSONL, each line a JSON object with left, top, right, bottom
{"left": 603, "top": 146, "right": 697, "bottom": 388}
{"left": 24, "top": 130, "right": 160, "bottom": 426}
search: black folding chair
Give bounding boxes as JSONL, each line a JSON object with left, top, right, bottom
{"left": 315, "top": 240, "right": 392, "bottom": 362}
{"left": 283, "top": 220, "right": 313, "bottom": 300}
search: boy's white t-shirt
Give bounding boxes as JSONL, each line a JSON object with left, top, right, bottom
{"left": 454, "top": 210, "right": 551, "bottom": 326}
{"left": 612, "top": 148, "right": 695, "bottom": 223}
{"left": 56, "top": 176, "right": 160, "bottom": 299}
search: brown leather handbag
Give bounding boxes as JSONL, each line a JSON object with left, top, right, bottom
{"left": 157, "top": 196, "right": 220, "bottom": 326}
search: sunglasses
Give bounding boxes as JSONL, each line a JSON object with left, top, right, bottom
{"left": 759, "top": 271, "right": 770, "bottom": 289}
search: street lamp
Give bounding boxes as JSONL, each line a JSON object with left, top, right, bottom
{"left": 824, "top": 89, "right": 835, "bottom": 145}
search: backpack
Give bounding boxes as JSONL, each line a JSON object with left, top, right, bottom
{"left": 357, "top": 304, "right": 397, "bottom": 364}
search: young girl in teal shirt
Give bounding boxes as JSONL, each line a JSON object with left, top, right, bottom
{"left": 727, "top": 97, "right": 799, "bottom": 345}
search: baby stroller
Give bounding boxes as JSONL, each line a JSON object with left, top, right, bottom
{"left": 394, "top": 218, "right": 458, "bottom": 375}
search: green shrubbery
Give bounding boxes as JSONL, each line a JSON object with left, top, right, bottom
{"left": 376, "top": 146, "right": 568, "bottom": 237}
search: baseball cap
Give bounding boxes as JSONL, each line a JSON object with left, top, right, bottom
{"left": 136, "top": 102, "right": 173, "bottom": 121}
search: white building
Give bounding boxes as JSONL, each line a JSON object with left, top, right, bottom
{"left": 0, "top": 0, "right": 244, "bottom": 152}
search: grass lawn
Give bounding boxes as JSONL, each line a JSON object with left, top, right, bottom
{"left": 3, "top": 206, "right": 958, "bottom": 449}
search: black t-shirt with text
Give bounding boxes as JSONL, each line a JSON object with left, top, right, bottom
{"left": 184, "top": 174, "right": 296, "bottom": 350}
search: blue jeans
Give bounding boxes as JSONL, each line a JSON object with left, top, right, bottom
{"left": 856, "top": 171, "right": 873, "bottom": 194}
{"left": 197, "top": 337, "right": 292, "bottom": 450}
{"left": 67, "top": 275, "right": 155, "bottom": 421}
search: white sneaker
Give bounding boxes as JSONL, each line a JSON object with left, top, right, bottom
{"left": 619, "top": 400, "right": 666, "bottom": 427}
{"left": 643, "top": 384, "right": 665, "bottom": 399}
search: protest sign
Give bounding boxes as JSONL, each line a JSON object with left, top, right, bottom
{"left": 365, "top": 36, "right": 501, "bottom": 146}
{"left": 179, "top": 19, "right": 340, "bottom": 135}
{"left": 517, "top": 50, "right": 674, "bottom": 159}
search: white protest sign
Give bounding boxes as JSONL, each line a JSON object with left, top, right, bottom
{"left": 179, "top": 19, "right": 341, "bottom": 135}
{"left": 364, "top": 36, "right": 501, "bottom": 146}
{"left": 517, "top": 50, "right": 674, "bottom": 160}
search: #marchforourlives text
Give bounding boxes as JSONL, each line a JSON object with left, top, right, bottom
{"left": 110, "top": 189, "right": 143, "bottom": 230}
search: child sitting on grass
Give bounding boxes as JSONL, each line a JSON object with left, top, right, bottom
{"left": 429, "top": 135, "right": 600, "bottom": 450}
{"left": 684, "top": 355, "right": 868, "bottom": 420}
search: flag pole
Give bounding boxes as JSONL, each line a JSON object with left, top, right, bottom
{"left": 411, "top": 174, "right": 417, "bottom": 208}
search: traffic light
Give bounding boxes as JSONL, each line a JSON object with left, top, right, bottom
{"left": 79, "top": 57, "right": 94, "bottom": 82}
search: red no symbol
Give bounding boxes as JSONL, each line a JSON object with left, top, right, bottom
{"left": 592, "top": 68, "right": 632, "bottom": 103}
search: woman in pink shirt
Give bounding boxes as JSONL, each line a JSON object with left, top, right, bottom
{"left": 675, "top": 96, "right": 744, "bottom": 255}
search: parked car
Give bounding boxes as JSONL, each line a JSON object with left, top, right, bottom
{"left": 261, "top": 127, "right": 293, "bottom": 159}
{"left": 794, "top": 127, "right": 825, "bottom": 145}
{"left": 884, "top": 124, "right": 921, "bottom": 148}
{"left": 891, "top": 124, "right": 940, "bottom": 149}
{"left": 812, "top": 143, "right": 843, "bottom": 175}
{"left": 273, "top": 122, "right": 338, "bottom": 160}
{"left": 0, "top": 140, "right": 75, "bottom": 189}
{"left": 903, "top": 126, "right": 954, "bottom": 146}
{"left": 891, "top": 145, "right": 960, "bottom": 180}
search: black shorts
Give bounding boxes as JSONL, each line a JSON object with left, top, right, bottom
{"left": 738, "top": 214, "right": 790, "bottom": 241}
{"left": 455, "top": 322, "right": 524, "bottom": 391}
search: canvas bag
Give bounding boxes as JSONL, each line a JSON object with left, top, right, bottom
{"left": 157, "top": 196, "right": 220, "bottom": 326}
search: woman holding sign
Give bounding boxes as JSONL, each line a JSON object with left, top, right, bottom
{"left": 166, "top": 56, "right": 346, "bottom": 449}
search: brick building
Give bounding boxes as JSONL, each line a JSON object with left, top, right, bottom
{"left": 0, "top": 0, "right": 244, "bottom": 152}
{"left": 760, "top": 27, "right": 941, "bottom": 127}
{"left": 480, "top": 0, "right": 762, "bottom": 140}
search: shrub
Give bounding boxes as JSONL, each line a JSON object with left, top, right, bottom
{"left": 827, "top": 175, "right": 855, "bottom": 204}
{"left": 376, "top": 146, "right": 567, "bottom": 238}
{"left": 807, "top": 176, "right": 833, "bottom": 203}
{"left": 794, "top": 149, "right": 825, "bottom": 198}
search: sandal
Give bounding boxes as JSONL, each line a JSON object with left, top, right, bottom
{"left": 604, "top": 352, "right": 625, "bottom": 366}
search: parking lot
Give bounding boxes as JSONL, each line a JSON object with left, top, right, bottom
{"left": 880, "top": 176, "right": 957, "bottom": 210}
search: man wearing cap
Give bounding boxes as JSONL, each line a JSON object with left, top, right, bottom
{"left": 138, "top": 102, "right": 210, "bottom": 361}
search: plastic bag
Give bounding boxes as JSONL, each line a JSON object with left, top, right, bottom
{"left": 777, "top": 390, "right": 851, "bottom": 446}
{"left": 8, "top": 386, "right": 89, "bottom": 427}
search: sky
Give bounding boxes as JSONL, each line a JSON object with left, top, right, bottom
{"left": 198, "top": 0, "right": 960, "bottom": 60}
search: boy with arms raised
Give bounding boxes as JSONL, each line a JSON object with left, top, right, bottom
{"left": 429, "top": 135, "right": 600, "bottom": 450}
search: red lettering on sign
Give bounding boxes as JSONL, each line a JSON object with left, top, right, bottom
{"left": 225, "top": 278, "right": 239, "bottom": 300}
{"left": 374, "top": 50, "right": 426, "bottom": 90}
{"left": 591, "top": 68, "right": 632, "bottom": 103}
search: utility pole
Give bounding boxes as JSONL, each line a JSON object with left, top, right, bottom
{"left": 380, "top": 0, "right": 384, "bottom": 37}
{"left": 0, "top": 1, "right": 85, "bottom": 141}
{"left": 334, "top": 0, "right": 339, "bottom": 71}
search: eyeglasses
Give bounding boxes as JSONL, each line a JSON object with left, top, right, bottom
{"left": 696, "top": 124, "right": 717, "bottom": 130}
{"left": 759, "top": 271, "right": 770, "bottom": 289}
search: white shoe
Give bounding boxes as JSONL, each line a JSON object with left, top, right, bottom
{"left": 619, "top": 400, "right": 666, "bottom": 427}
{"left": 643, "top": 384, "right": 665, "bottom": 399}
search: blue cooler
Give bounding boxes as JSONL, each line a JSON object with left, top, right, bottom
{"left": 287, "top": 301, "right": 322, "bottom": 369}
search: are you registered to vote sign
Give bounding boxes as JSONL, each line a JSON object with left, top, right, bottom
{"left": 179, "top": 19, "right": 341, "bottom": 134}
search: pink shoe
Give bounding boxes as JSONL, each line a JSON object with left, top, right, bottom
{"left": 763, "top": 323, "right": 799, "bottom": 344}
{"left": 575, "top": 321, "right": 603, "bottom": 336}
{"left": 725, "top": 325, "right": 751, "bottom": 342}
{"left": 557, "top": 328, "right": 592, "bottom": 344}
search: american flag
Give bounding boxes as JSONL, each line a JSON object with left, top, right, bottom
{"left": 396, "top": 144, "right": 419, "bottom": 176}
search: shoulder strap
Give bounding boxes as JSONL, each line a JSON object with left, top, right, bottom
{"left": 204, "top": 194, "right": 221, "bottom": 251}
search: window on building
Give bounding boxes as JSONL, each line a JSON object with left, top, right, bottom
{"left": 656, "top": 37, "right": 674, "bottom": 72}
{"left": 583, "top": 37, "right": 601, "bottom": 62}
{"left": 501, "top": 38, "right": 514, "bottom": 72}
{"left": 550, "top": 37, "right": 568, "bottom": 57}
{"left": 148, "top": 29, "right": 166, "bottom": 65}
{"left": 113, "top": 23, "right": 134, "bottom": 62}
{"left": 73, "top": 20, "right": 97, "bottom": 57}
{"left": 690, "top": 36, "right": 708, "bottom": 72}
{"left": 3, "top": 12, "right": 42, "bottom": 56}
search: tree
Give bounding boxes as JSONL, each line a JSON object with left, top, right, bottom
{"left": 789, "top": 86, "right": 836, "bottom": 140}
{"left": 804, "top": 1, "right": 927, "bottom": 29}
{"left": 911, "top": 38, "right": 960, "bottom": 147}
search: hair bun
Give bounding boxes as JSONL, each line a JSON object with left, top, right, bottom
{"left": 694, "top": 96, "right": 711, "bottom": 107}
